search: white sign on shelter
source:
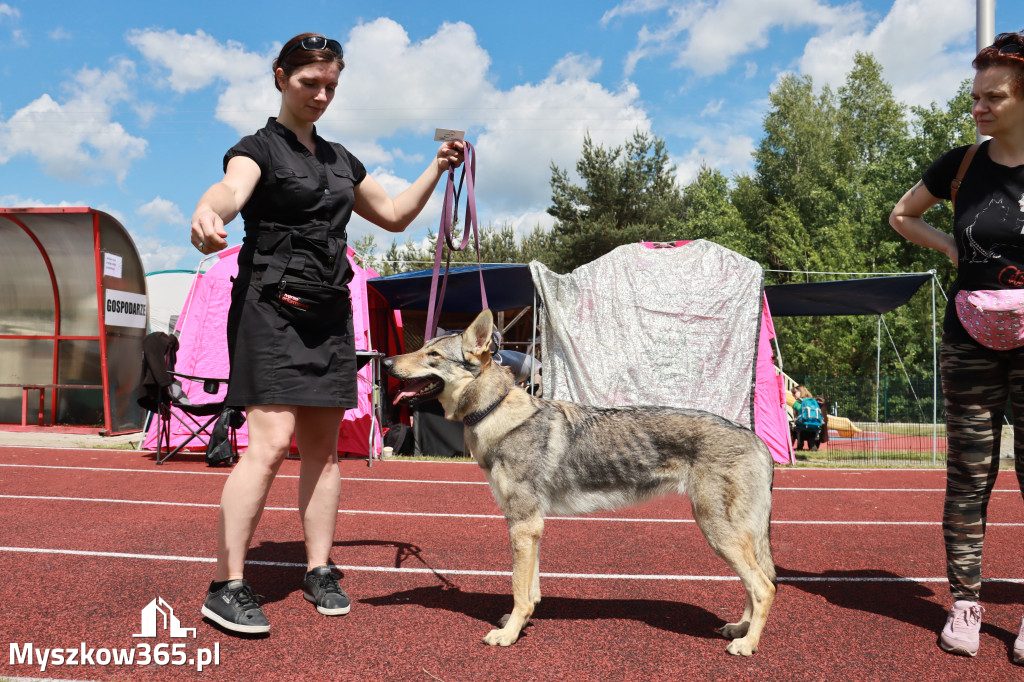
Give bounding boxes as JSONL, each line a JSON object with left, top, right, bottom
{"left": 105, "top": 289, "right": 148, "bottom": 329}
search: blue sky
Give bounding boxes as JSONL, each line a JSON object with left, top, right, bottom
{"left": 1, "top": 0, "right": 1022, "bottom": 272}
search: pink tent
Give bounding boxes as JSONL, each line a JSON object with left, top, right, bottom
{"left": 754, "top": 295, "right": 792, "bottom": 464}
{"left": 143, "top": 245, "right": 385, "bottom": 457}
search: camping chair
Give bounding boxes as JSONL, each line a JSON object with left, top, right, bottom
{"left": 138, "top": 331, "right": 244, "bottom": 466}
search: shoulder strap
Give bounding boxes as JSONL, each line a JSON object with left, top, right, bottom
{"left": 950, "top": 143, "right": 980, "bottom": 213}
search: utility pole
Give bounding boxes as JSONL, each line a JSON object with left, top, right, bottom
{"left": 976, "top": 0, "right": 995, "bottom": 54}
{"left": 977, "top": 0, "right": 995, "bottom": 142}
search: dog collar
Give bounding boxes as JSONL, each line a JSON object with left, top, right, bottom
{"left": 462, "top": 389, "right": 510, "bottom": 426}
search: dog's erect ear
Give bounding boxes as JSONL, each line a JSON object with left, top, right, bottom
{"left": 463, "top": 309, "right": 495, "bottom": 359}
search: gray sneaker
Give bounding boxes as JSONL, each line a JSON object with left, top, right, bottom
{"left": 303, "top": 566, "right": 351, "bottom": 615}
{"left": 201, "top": 580, "right": 270, "bottom": 634}
{"left": 939, "top": 600, "right": 984, "bottom": 657}
{"left": 1013, "top": 616, "right": 1024, "bottom": 665}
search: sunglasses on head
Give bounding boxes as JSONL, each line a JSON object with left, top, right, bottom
{"left": 281, "top": 35, "right": 343, "bottom": 61}
{"left": 998, "top": 43, "right": 1024, "bottom": 56}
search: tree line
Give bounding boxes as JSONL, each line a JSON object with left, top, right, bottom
{"left": 355, "top": 53, "right": 976, "bottom": 378}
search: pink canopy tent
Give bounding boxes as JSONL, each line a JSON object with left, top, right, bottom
{"left": 754, "top": 295, "right": 792, "bottom": 464}
{"left": 143, "top": 245, "right": 389, "bottom": 457}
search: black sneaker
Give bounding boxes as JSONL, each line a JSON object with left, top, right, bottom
{"left": 201, "top": 579, "right": 270, "bottom": 634}
{"left": 303, "top": 566, "right": 350, "bottom": 615}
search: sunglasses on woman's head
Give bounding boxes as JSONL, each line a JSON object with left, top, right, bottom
{"left": 998, "top": 43, "right": 1024, "bottom": 56}
{"left": 282, "top": 35, "right": 343, "bottom": 61}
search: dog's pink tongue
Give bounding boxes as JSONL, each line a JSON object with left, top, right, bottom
{"left": 392, "top": 388, "right": 418, "bottom": 405}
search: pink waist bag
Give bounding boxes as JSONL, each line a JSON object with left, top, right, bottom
{"left": 955, "top": 289, "right": 1024, "bottom": 350}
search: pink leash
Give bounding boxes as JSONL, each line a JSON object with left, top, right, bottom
{"left": 424, "top": 141, "right": 489, "bottom": 339}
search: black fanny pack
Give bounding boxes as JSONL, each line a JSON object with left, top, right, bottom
{"left": 269, "top": 278, "right": 350, "bottom": 331}
{"left": 249, "top": 223, "right": 351, "bottom": 332}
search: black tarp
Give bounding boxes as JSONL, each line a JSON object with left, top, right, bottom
{"left": 370, "top": 265, "right": 932, "bottom": 319}
{"left": 764, "top": 274, "right": 932, "bottom": 317}
{"left": 367, "top": 263, "right": 534, "bottom": 312}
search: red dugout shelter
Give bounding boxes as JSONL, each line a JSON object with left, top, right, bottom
{"left": 0, "top": 207, "right": 146, "bottom": 435}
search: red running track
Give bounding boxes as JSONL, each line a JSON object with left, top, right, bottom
{"left": 1, "top": 445, "right": 1023, "bottom": 680}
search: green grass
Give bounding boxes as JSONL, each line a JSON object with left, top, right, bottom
{"left": 384, "top": 453, "right": 475, "bottom": 463}
{"left": 871, "top": 423, "right": 948, "bottom": 437}
{"left": 791, "top": 451, "right": 947, "bottom": 467}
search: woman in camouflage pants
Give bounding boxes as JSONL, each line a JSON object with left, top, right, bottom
{"left": 891, "top": 30, "right": 1024, "bottom": 664}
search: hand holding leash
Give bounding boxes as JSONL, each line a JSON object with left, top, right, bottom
{"left": 437, "top": 140, "right": 465, "bottom": 172}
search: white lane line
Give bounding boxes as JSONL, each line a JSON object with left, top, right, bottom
{"left": 0, "top": 545, "right": 1021, "bottom": 584}
{"left": 2, "top": 494, "right": 1023, "bottom": 526}
{"left": 6, "top": 462, "right": 1024, "bottom": 489}
{"left": 0, "top": 544, "right": 1019, "bottom": 581}
{"left": 0, "top": 463, "right": 488, "bottom": 485}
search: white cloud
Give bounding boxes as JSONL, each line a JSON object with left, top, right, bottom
{"left": 0, "top": 59, "right": 148, "bottom": 183}
{"left": 131, "top": 200, "right": 192, "bottom": 272}
{"left": 612, "top": 0, "right": 976, "bottom": 108}
{"left": 701, "top": 99, "right": 724, "bottom": 116}
{"left": 474, "top": 75, "right": 649, "bottom": 213}
{"left": 549, "top": 53, "right": 603, "bottom": 81}
{"left": 320, "top": 19, "right": 494, "bottom": 141}
{"left": 127, "top": 29, "right": 268, "bottom": 94}
{"left": 0, "top": 4, "right": 19, "bottom": 20}
{"left": 797, "top": 0, "right": 974, "bottom": 107}
{"left": 601, "top": 0, "right": 673, "bottom": 25}
{"left": 133, "top": 101, "right": 159, "bottom": 126}
{"left": 673, "top": 133, "right": 756, "bottom": 185}
{"left": 618, "top": 0, "right": 867, "bottom": 77}
{"left": 133, "top": 238, "right": 191, "bottom": 273}
{"left": 137, "top": 196, "right": 185, "bottom": 231}
{"left": 127, "top": 28, "right": 275, "bottom": 136}
{"left": 0, "top": 194, "right": 79, "bottom": 208}
{"left": 496, "top": 209, "right": 556, "bottom": 238}
{"left": 48, "top": 27, "right": 71, "bottom": 41}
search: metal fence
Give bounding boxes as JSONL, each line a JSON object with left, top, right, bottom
{"left": 787, "top": 374, "right": 951, "bottom": 467}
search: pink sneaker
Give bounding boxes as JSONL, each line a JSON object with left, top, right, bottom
{"left": 940, "top": 600, "right": 984, "bottom": 657}
{"left": 1013, "top": 616, "right": 1024, "bottom": 665}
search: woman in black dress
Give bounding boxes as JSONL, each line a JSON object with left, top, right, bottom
{"left": 189, "top": 33, "right": 463, "bottom": 634}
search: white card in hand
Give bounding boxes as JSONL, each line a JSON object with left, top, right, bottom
{"left": 434, "top": 128, "right": 465, "bottom": 142}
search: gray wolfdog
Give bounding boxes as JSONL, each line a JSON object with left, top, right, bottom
{"left": 383, "top": 309, "right": 776, "bottom": 656}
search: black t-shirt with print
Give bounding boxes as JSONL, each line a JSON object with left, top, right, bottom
{"left": 922, "top": 141, "right": 1024, "bottom": 340}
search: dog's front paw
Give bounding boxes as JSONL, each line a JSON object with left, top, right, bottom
{"left": 718, "top": 622, "right": 749, "bottom": 639}
{"left": 725, "top": 637, "right": 757, "bottom": 657}
{"left": 483, "top": 627, "right": 520, "bottom": 646}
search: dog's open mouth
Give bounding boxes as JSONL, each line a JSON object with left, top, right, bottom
{"left": 392, "top": 377, "right": 444, "bottom": 405}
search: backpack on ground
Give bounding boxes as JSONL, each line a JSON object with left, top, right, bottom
{"left": 796, "top": 399, "right": 823, "bottom": 430}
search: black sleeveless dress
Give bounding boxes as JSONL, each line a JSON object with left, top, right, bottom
{"left": 222, "top": 118, "right": 366, "bottom": 409}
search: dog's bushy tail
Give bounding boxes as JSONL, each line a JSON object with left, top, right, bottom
{"left": 756, "top": 518, "right": 777, "bottom": 587}
{"left": 755, "top": 441, "right": 778, "bottom": 586}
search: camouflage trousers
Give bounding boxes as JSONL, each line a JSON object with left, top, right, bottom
{"left": 940, "top": 338, "right": 1024, "bottom": 600}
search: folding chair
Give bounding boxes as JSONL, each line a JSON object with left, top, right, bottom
{"left": 138, "top": 331, "right": 244, "bottom": 466}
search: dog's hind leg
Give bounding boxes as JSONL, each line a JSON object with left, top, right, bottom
{"left": 693, "top": 506, "right": 776, "bottom": 656}
{"left": 484, "top": 515, "right": 544, "bottom": 646}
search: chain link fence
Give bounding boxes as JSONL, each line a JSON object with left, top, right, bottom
{"left": 787, "top": 374, "right": 951, "bottom": 467}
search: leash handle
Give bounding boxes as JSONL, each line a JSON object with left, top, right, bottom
{"left": 425, "top": 141, "right": 489, "bottom": 339}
